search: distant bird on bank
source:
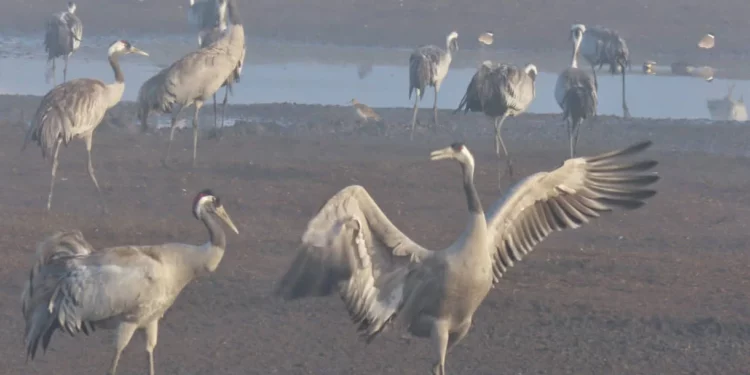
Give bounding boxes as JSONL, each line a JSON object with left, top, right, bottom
{"left": 698, "top": 33, "right": 715, "bottom": 49}
{"left": 22, "top": 189, "right": 239, "bottom": 375}
{"left": 23, "top": 40, "right": 149, "bottom": 213}
{"left": 576, "top": 24, "right": 631, "bottom": 118}
{"left": 408, "top": 31, "right": 459, "bottom": 140}
{"left": 555, "top": 24, "right": 598, "bottom": 157}
{"left": 455, "top": 61, "right": 537, "bottom": 182}
{"left": 44, "top": 1, "right": 83, "bottom": 85}
{"left": 350, "top": 98, "right": 381, "bottom": 123}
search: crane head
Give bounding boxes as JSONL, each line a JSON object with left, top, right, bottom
{"left": 108, "top": 40, "right": 150, "bottom": 57}
{"left": 446, "top": 31, "right": 459, "bottom": 52}
{"left": 430, "top": 142, "right": 475, "bottom": 170}
{"left": 193, "top": 189, "right": 240, "bottom": 234}
{"left": 67, "top": 2, "right": 77, "bottom": 13}
{"left": 524, "top": 63, "right": 538, "bottom": 80}
{"left": 570, "top": 24, "right": 586, "bottom": 41}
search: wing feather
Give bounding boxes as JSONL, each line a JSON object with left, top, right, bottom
{"left": 485, "top": 141, "right": 659, "bottom": 283}
{"left": 276, "top": 185, "right": 433, "bottom": 340}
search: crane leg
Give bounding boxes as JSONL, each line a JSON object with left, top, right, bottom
{"left": 430, "top": 320, "right": 450, "bottom": 375}
{"left": 590, "top": 64, "right": 598, "bottom": 92}
{"left": 51, "top": 58, "right": 56, "bottom": 86}
{"left": 446, "top": 319, "right": 472, "bottom": 354}
{"left": 410, "top": 91, "right": 420, "bottom": 141}
{"left": 46, "top": 138, "right": 63, "bottom": 211}
{"left": 433, "top": 86, "right": 440, "bottom": 129}
{"left": 63, "top": 54, "right": 69, "bottom": 83}
{"left": 84, "top": 134, "right": 108, "bottom": 214}
{"left": 192, "top": 101, "right": 204, "bottom": 167}
{"left": 621, "top": 68, "right": 631, "bottom": 118}
{"left": 144, "top": 320, "right": 159, "bottom": 375}
{"left": 494, "top": 115, "right": 513, "bottom": 183}
{"left": 221, "top": 85, "right": 230, "bottom": 131}
{"left": 163, "top": 113, "right": 179, "bottom": 168}
{"left": 212, "top": 93, "right": 218, "bottom": 130}
{"left": 108, "top": 323, "right": 137, "bottom": 375}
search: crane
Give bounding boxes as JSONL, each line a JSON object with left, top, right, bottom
{"left": 555, "top": 24, "right": 598, "bottom": 157}
{"left": 277, "top": 141, "right": 658, "bottom": 375}
{"left": 22, "top": 189, "right": 239, "bottom": 375}
{"left": 147, "top": 0, "right": 245, "bottom": 167}
{"left": 454, "top": 61, "right": 537, "bottom": 182}
{"left": 408, "top": 31, "right": 459, "bottom": 140}
{"left": 577, "top": 24, "right": 631, "bottom": 118}
{"left": 44, "top": 1, "right": 83, "bottom": 85}
{"left": 23, "top": 40, "right": 149, "bottom": 213}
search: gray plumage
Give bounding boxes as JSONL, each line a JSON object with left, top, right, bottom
{"left": 556, "top": 25, "right": 598, "bottom": 157}
{"left": 147, "top": 0, "right": 245, "bottom": 166}
{"left": 137, "top": 66, "right": 169, "bottom": 132}
{"left": 277, "top": 141, "right": 659, "bottom": 375}
{"left": 21, "top": 189, "right": 239, "bottom": 375}
{"left": 44, "top": 2, "right": 83, "bottom": 85}
{"left": 454, "top": 61, "right": 537, "bottom": 181}
{"left": 577, "top": 24, "right": 631, "bottom": 118}
{"left": 408, "top": 31, "right": 458, "bottom": 140}
{"left": 198, "top": 20, "right": 246, "bottom": 131}
{"left": 188, "top": 0, "right": 219, "bottom": 31}
{"left": 22, "top": 40, "right": 149, "bottom": 213}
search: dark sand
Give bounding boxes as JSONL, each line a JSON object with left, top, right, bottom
{"left": 0, "top": 92, "right": 749, "bottom": 374}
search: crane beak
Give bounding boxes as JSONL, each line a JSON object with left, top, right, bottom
{"left": 430, "top": 147, "right": 454, "bottom": 161}
{"left": 215, "top": 206, "right": 239, "bottom": 234}
{"left": 130, "top": 47, "right": 149, "bottom": 57}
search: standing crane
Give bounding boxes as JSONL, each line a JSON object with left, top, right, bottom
{"left": 577, "top": 24, "right": 630, "bottom": 118}
{"left": 454, "top": 61, "right": 537, "bottom": 182}
{"left": 23, "top": 40, "right": 149, "bottom": 213}
{"left": 22, "top": 189, "right": 239, "bottom": 375}
{"left": 408, "top": 31, "right": 459, "bottom": 140}
{"left": 197, "top": 1, "right": 246, "bottom": 132}
{"left": 555, "top": 24, "right": 598, "bottom": 157}
{"left": 44, "top": 1, "right": 83, "bottom": 85}
{"left": 148, "top": 0, "right": 245, "bottom": 167}
{"left": 276, "top": 141, "right": 659, "bottom": 375}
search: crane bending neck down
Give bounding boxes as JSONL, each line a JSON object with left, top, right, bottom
{"left": 570, "top": 24, "right": 586, "bottom": 69}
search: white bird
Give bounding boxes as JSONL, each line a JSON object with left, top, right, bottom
{"left": 408, "top": 31, "right": 459, "bottom": 140}
{"left": 23, "top": 40, "right": 149, "bottom": 213}
{"left": 455, "top": 61, "right": 537, "bottom": 181}
{"left": 577, "top": 24, "right": 631, "bottom": 118}
{"left": 44, "top": 1, "right": 83, "bottom": 85}
{"left": 22, "top": 189, "right": 239, "bottom": 375}
{"left": 555, "top": 25, "right": 598, "bottom": 157}
{"left": 277, "top": 141, "right": 658, "bottom": 375}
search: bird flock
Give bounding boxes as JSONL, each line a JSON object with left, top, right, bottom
{"left": 19, "top": 2, "right": 664, "bottom": 375}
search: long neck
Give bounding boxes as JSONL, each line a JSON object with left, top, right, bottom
{"left": 194, "top": 211, "right": 227, "bottom": 273}
{"left": 570, "top": 38, "right": 580, "bottom": 68}
{"left": 460, "top": 161, "right": 482, "bottom": 214}
{"left": 109, "top": 54, "right": 124, "bottom": 83}
{"left": 226, "top": 0, "right": 242, "bottom": 25}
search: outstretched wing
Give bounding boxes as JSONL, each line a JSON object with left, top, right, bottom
{"left": 276, "top": 185, "right": 433, "bottom": 340}
{"left": 485, "top": 141, "right": 659, "bottom": 283}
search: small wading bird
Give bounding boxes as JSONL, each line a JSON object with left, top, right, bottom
{"left": 556, "top": 25, "right": 598, "bottom": 157}
{"left": 454, "top": 61, "right": 537, "bottom": 182}
{"left": 147, "top": 0, "right": 245, "bottom": 167}
{"left": 277, "top": 141, "right": 659, "bottom": 375}
{"left": 22, "top": 189, "right": 239, "bottom": 375}
{"left": 408, "top": 31, "right": 459, "bottom": 140}
{"left": 576, "top": 24, "right": 631, "bottom": 118}
{"left": 197, "top": 0, "right": 246, "bottom": 133}
{"left": 23, "top": 40, "right": 149, "bottom": 213}
{"left": 349, "top": 98, "right": 384, "bottom": 133}
{"left": 44, "top": 1, "right": 83, "bottom": 85}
